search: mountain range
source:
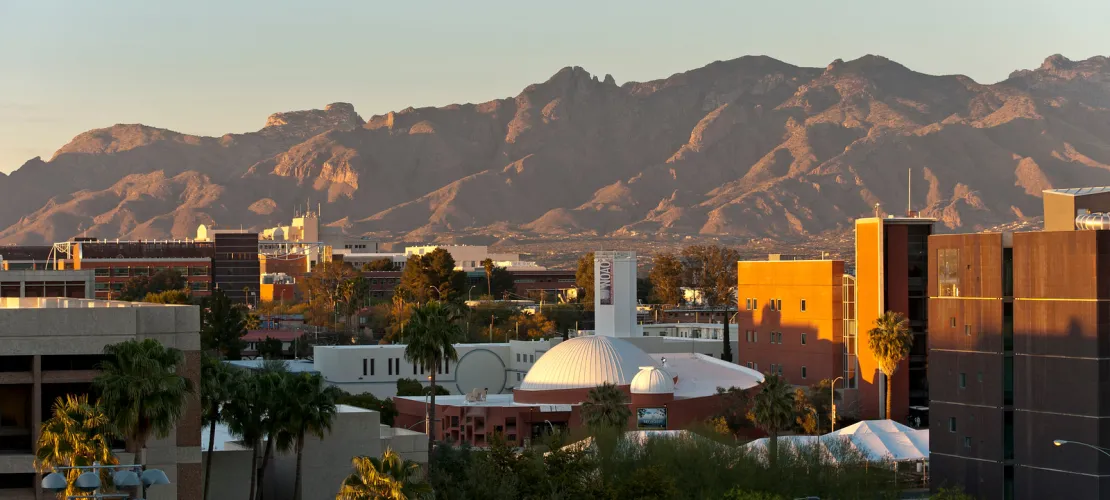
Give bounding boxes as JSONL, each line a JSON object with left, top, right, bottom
{"left": 2, "top": 53, "right": 1108, "bottom": 245}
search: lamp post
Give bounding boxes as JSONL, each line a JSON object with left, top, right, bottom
{"left": 468, "top": 286, "right": 477, "bottom": 302}
{"left": 428, "top": 285, "right": 442, "bottom": 301}
{"left": 830, "top": 376, "right": 844, "bottom": 432}
{"left": 1053, "top": 439, "right": 1110, "bottom": 457}
{"left": 42, "top": 462, "right": 171, "bottom": 500}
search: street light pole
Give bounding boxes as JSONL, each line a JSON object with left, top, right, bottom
{"left": 830, "top": 376, "right": 844, "bottom": 432}
{"left": 468, "top": 286, "right": 476, "bottom": 302}
{"left": 1054, "top": 439, "right": 1110, "bottom": 457}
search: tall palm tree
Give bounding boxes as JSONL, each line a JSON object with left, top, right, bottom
{"left": 35, "top": 395, "right": 119, "bottom": 499}
{"left": 336, "top": 448, "right": 432, "bottom": 500}
{"left": 286, "top": 372, "right": 342, "bottom": 500}
{"left": 867, "top": 311, "right": 914, "bottom": 419}
{"left": 747, "top": 373, "right": 795, "bottom": 466}
{"left": 222, "top": 372, "right": 267, "bottom": 500}
{"left": 255, "top": 361, "right": 295, "bottom": 500}
{"left": 580, "top": 383, "right": 631, "bottom": 432}
{"left": 94, "top": 339, "right": 193, "bottom": 463}
{"left": 403, "top": 300, "right": 461, "bottom": 467}
{"left": 481, "top": 258, "right": 494, "bottom": 297}
{"left": 201, "top": 355, "right": 242, "bottom": 500}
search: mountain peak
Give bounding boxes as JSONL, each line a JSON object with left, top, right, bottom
{"left": 263, "top": 102, "right": 364, "bottom": 131}
{"left": 1041, "top": 54, "right": 1073, "bottom": 71}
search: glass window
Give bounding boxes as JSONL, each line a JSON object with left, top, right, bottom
{"left": 753, "top": 299, "right": 758, "bottom": 310}
{"left": 777, "top": 299, "right": 782, "bottom": 311}
{"left": 959, "top": 373, "right": 966, "bottom": 388}
{"left": 770, "top": 300, "right": 776, "bottom": 311}
{"left": 132, "top": 267, "right": 149, "bottom": 277}
{"left": 800, "top": 299, "right": 806, "bottom": 312}
{"left": 949, "top": 417, "right": 957, "bottom": 433}
{"left": 965, "top": 325, "right": 971, "bottom": 336}
{"left": 964, "top": 437, "right": 972, "bottom": 449}
{"left": 190, "top": 266, "right": 209, "bottom": 276}
{"left": 362, "top": 359, "right": 367, "bottom": 376}
{"left": 978, "top": 372, "right": 983, "bottom": 383}
{"left": 113, "top": 267, "right": 129, "bottom": 277}
{"left": 110, "top": 283, "right": 124, "bottom": 291}
{"left": 174, "top": 266, "right": 188, "bottom": 275}
{"left": 94, "top": 283, "right": 109, "bottom": 291}
{"left": 801, "top": 333, "right": 807, "bottom": 345}
{"left": 529, "top": 355, "right": 535, "bottom": 363}
{"left": 516, "top": 354, "right": 521, "bottom": 362}
{"left": 801, "top": 366, "right": 807, "bottom": 379}
{"left": 938, "top": 248, "right": 960, "bottom": 297}
{"left": 94, "top": 268, "right": 110, "bottom": 277}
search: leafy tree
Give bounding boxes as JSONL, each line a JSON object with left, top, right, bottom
{"left": 480, "top": 266, "right": 515, "bottom": 299}
{"left": 361, "top": 259, "right": 396, "bottom": 272}
{"left": 403, "top": 300, "right": 462, "bottom": 469}
{"left": 223, "top": 372, "right": 267, "bottom": 500}
{"left": 867, "top": 311, "right": 913, "bottom": 419}
{"left": 808, "top": 379, "right": 835, "bottom": 433}
{"left": 284, "top": 372, "right": 342, "bottom": 500}
{"left": 396, "top": 378, "right": 448, "bottom": 397}
{"left": 118, "top": 268, "right": 187, "bottom": 301}
{"left": 300, "top": 261, "right": 360, "bottom": 329}
{"left": 614, "top": 464, "right": 679, "bottom": 500}
{"left": 649, "top": 252, "right": 684, "bottom": 305}
{"left": 397, "top": 248, "right": 466, "bottom": 303}
{"left": 245, "top": 312, "right": 262, "bottom": 330}
{"left": 580, "top": 383, "right": 631, "bottom": 432}
{"left": 931, "top": 487, "right": 976, "bottom": 499}
{"left": 35, "top": 395, "right": 119, "bottom": 499}
{"left": 793, "top": 388, "right": 820, "bottom": 435}
{"left": 257, "top": 337, "right": 285, "bottom": 360}
{"left": 509, "top": 311, "right": 557, "bottom": 339}
{"left": 94, "top": 339, "right": 194, "bottom": 466}
{"left": 747, "top": 373, "right": 795, "bottom": 466}
{"left": 337, "top": 391, "right": 398, "bottom": 426}
{"left": 724, "top": 489, "right": 786, "bottom": 500}
{"left": 201, "top": 289, "right": 247, "bottom": 360}
{"left": 142, "top": 289, "right": 191, "bottom": 304}
{"left": 682, "top": 245, "right": 740, "bottom": 362}
{"left": 575, "top": 252, "right": 594, "bottom": 310}
{"left": 336, "top": 448, "right": 432, "bottom": 500}
{"left": 636, "top": 277, "right": 654, "bottom": 305}
{"left": 201, "top": 355, "right": 242, "bottom": 500}
{"left": 714, "top": 386, "right": 754, "bottom": 437}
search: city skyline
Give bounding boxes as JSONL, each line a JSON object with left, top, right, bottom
{"left": 2, "top": 0, "right": 1108, "bottom": 172}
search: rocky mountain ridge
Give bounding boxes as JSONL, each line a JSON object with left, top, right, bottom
{"left": 1, "top": 53, "right": 1108, "bottom": 245}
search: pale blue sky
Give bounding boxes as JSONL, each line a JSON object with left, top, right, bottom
{"left": 1, "top": 0, "right": 1107, "bottom": 173}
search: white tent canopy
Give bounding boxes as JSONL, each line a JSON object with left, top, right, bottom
{"left": 745, "top": 419, "right": 929, "bottom": 463}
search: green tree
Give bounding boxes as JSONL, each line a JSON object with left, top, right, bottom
{"left": 649, "top": 252, "right": 684, "bottom": 305}
{"left": 396, "top": 378, "right": 448, "bottom": 397}
{"left": 222, "top": 371, "right": 268, "bottom": 500}
{"left": 201, "top": 355, "right": 242, "bottom": 500}
{"left": 575, "top": 252, "right": 595, "bottom": 310}
{"left": 285, "top": 372, "right": 342, "bottom": 500}
{"left": 300, "top": 261, "right": 360, "bottom": 329}
{"left": 580, "top": 383, "right": 631, "bottom": 432}
{"left": 245, "top": 312, "right": 262, "bottom": 330}
{"left": 636, "top": 277, "right": 654, "bottom": 305}
{"left": 397, "top": 249, "right": 467, "bottom": 303}
{"left": 509, "top": 311, "right": 557, "bottom": 340}
{"left": 254, "top": 362, "right": 295, "bottom": 499}
{"left": 482, "top": 266, "right": 514, "bottom": 299}
{"left": 747, "top": 373, "right": 795, "bottom": 466}
{"left": 793, "top": 388, "right": 820, "bottom": 435}
{"left": 403, "top": 300, "right": 461, "bottom": 467}
{"left": 362, "top": 259, "right": 396, "bottom": 272}
{"left": 201, "top": 289, "right": 247, "bottom": 360}
{"left": 482, "top": 258, "right": 495, "bottom": 298}
{"left": 119, "top": 268, "right": 187, "bottom": 301}
{"left": 337, "top": 391, "right": 398, "bottom": 426}
{"left": 714, "top": 386, "right": 754, "bottom": 437}
{"left": 94, "top": 339, "right": 194, "bottom": 468}
{"left": 35, "top": 395, "right": 119, "bottom": 499}
{"left": 257, "top": 337, "right": 286, "bottom": 360}
{"left": 682, "top": 245, "right": 740, "bottom": 362}
{"left": 867, "top": 311, "right": 913, "bottom": 419}
{"left": 336, "top": 448, "right": 432, "bottom": 500}
{"left": 142, "top": 289, "right": 191, "bottom": 304}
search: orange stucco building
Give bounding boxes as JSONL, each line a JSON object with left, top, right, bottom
{"left": 735, "top": 259, "right": 845, "bottom": 387}
{"left": 855, "top": 217, "right": 933, "bottom": 423}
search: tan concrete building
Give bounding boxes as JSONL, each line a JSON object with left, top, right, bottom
{"left": 0, "top": 298, "right": 201, "bottom": 500}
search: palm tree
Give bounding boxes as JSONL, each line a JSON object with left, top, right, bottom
{"left": 285, "top": 372, "right": 342, "bottom": 500}
{"left": 580, "top": 383, "right": 631, "bottom": 432}
{"left": 867, "top": 311, "right": 914, "bottom": 419}
{"left": 94, "top": 339, "right": 193, "bottom": 465}
{"left": 481, "top": 258, "right": 495, "bottom": 297}
{"left": 35, "top": 395, "right": 119, "bottom": 499}
{"left": 222, "top": 372, "right": 267, "bottom": 500}
{"left": 202, "top": 289, "right": 247, "bottom": 360}
{"left": 201, "top": 355, "right": 242, "bottom": 500}
{"left": 336, "top": 448, "right": 432, "bottom": 500}
{"left": 254, "top": 361, "right": 295, "bottom": 500}
{"left": 403, "top": 300, "right": 461, "bottom": 468}
{"left": 747, "top": 373, "right": 795, "bottom": 466}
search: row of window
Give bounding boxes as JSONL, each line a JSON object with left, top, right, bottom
{"left": 362, "top": 357, "right": 450, "bottom": 377}
{"left": 94, "top": 281, "right": 210, "bottom": 292}
{"left": 369, "top": 278, "right": 401, "bottom": 286}
{"left": 743, "top": 298, "right": 807, "bottom": 312}
{"left": 516, "top": 353, "right": 535, "bottom": 364}
{"left": 93, "top": 266, "right": 209, "bottom": 277}
{"left": 743, "top": 331, "right": 807, "bottom": 345}
{"left": 742, "top": 362, "right": 808, "bottom": 379}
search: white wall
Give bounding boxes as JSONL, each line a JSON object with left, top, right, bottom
{"left": 594, "top": 251, "right": 638, "bottom": 337}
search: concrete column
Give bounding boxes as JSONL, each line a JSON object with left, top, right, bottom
{"left": 32, "top": 354, "right": 41, "bottom": 500}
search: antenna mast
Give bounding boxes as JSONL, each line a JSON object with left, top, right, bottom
{"left": 907, "top": 167, "right": 912, "bottom": 215}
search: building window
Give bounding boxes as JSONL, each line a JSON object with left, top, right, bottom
{"left": 530, "top": 354, "right": 535, "bottom": 363}
{"left": 950, "top": 317, "right": 956, "bottom": 328}
{"left": 964, "top": 437, "right": 972, "bottom": 449}
{"left": 978, "top": 372, "right": 983, "bottom": 383}
{"left": 754, "top": 331, "right": 758, "bottom": 343}
{"left": 388, "top": 359, "right": 393, "bottom": 376}
{"left": 371, "top": 359, "right": 375, "bottom": 376}
{"left": 801, "top": 366, "right": 807, "bottom": 379}
{"left": 938, "top": 248, "right": 960, "bottom": 297}
{"left": 770, "top": 300, "right": 776, "bottom": 311}
{"left": 800, "top": 299, "right": 806, "bottom": 312}
{"left": 776, "top": 299, "right": 782, "bottom": 311}
{"left": 413, "top": 364, "right": 417, "bottom": 375}
{"left": 113, "top": 267, "right": 129, "bottom": 277}
{"left": 94, "top": 283, "right": 109, "bottom": 291}
{"left": 753, "top": 299, "right": 758, "bottom": 310}
{"left": 192, "top": 281, "right": 209, "bottom": 292}
{"left": 801, "top": 333, "right": 807, "bottom": 345}
{"left": 94, "top": 268, "right": 110, "bottom": 277}
{"left": 959, "top": 373, "right": 966, "bottom": 389}
{"left": 747, "top": 362, "right": 753, "bottom": 369}
{"left": 517, "top": 373, "right": 521, "bottom": 381}
{"left": 746, "top": 299, "right": 752, "bottom": 310}
{"left": 965, "top": 325, "right": 971, "bottom": 336}
{"left": 754, "top": 363, "right": 758, "bottom": 372}
{"left": 362, "top": 359, "right": 367, "bottom": 377}
{"left": 777, "top": 365, "right": 783, "bottom": 376}
{"left": 190, "top": 266, "right": 209, "bottom": 276}
{"left": 516, "top": 354, "right": 521, "bottom": 362}
{"left": 174, "top": 266, "right": 188, "bottom": 275}
{"left": 949, "top": 417, "right": 957, "bottom": 433}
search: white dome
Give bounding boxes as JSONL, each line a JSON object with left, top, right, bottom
{"left": 630, "top": 366, "right": 675, "bottom": 394}
{"left": 519, "top": 336, "right": 659, "bottom": 391}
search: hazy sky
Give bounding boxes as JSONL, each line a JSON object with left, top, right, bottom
{"left": 1, "top": 0, "right": 1107, "bottom": 173}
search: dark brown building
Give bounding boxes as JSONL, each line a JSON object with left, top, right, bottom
{"left": 211, "top": 231, "right": 260, "bottom": 303}
{"left": 930, "top": 227, "right": 1110, "bottom": 499}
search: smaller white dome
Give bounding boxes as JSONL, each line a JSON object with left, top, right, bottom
{"left": 630, "top": 366, "right": 675, "bottom": 394}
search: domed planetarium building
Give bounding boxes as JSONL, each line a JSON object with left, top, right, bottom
{"left": 393, "top": 252, "right": 763, "bottom": 446}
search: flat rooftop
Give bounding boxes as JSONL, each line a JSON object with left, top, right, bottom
{"left": 1044, "top": 187, "right": 1110, "bottom": 196}
{"left": 0, "top": 297, "right": 192, "bottom": 309}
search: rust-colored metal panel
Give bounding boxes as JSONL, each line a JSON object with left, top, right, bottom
{"left": 1014, "top": 231, "right": 1098, "bottom": 300}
